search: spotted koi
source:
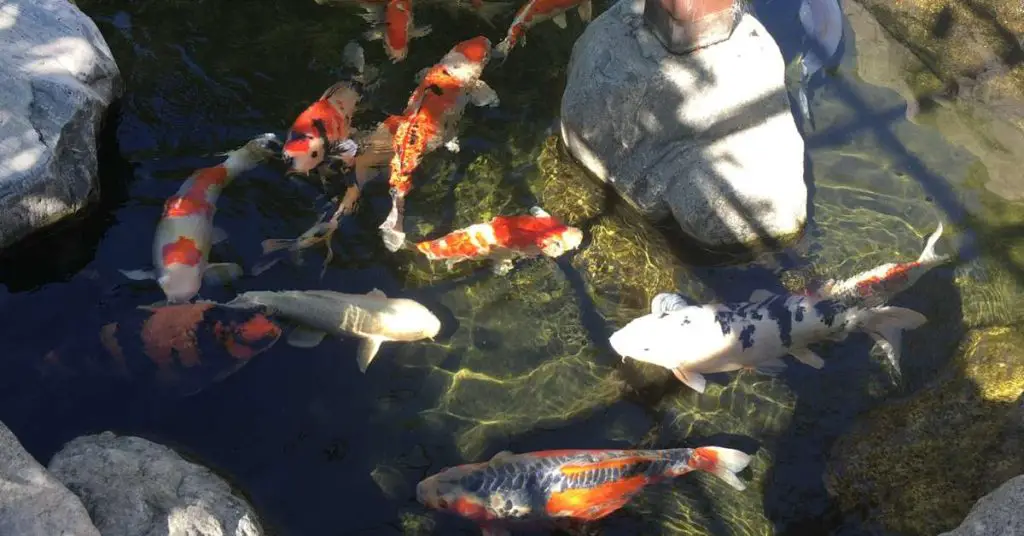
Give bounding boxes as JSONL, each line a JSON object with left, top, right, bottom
{"left": 493, "top": 0, "right": 593, "bottom": 59}
{"left": 416, "top": 446, "right": 751, "bottom": 534}
{"left": 378, "top": 36, "right": 499, "bottom": 252}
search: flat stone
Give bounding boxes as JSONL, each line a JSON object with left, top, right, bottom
{"left": 48, "top": 431, "right": 263, "bottom": 536}
{"left": 560, "top": 0, "right": 806, "bottom": 247}
{"left": 0, "top": 420, "right": 101, "bottom": 536}
{"left": 940, "top": 474, "right": 1024, "bottom": 536}
{"left": 0, "top": 0, "right": 122, "bottom": 249}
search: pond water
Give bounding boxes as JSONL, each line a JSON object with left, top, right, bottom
{"left": 1, "top": 0, "right": 1023, "bottom": 534}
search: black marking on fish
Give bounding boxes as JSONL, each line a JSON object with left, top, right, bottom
{"left": 813, "top": 299, "right": 844, "bottom": 328}
{"left": 682, "top": 316, "right": 692, "bottom": 326}
{"left": 714, "top": 311, "right": 735, "bottom": 335}
{"left": 765, "top": 295, "right": 793, "bottom": 347}
{"left": 750, "top": 308, "right": 764, "bottom": 320}
{"left": 794, "top": 303, "right": 806, "bottom": 322}
{"left": 739, "top": 324, "right": 757, "bottom": 349}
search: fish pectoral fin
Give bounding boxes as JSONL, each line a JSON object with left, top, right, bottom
{"left": 358, "top": 5, "right": 385, "bottom": 24}
{"left": 261, "top": 238, "right": 296, "bottom": 255}
{"left": 287, "top": 326, "right": 328, "bottom": 348}
{"left": 467, "top": 80, "right": 499, "bottom": 107}
{"left": 748, "top": 288, "right": 774, "bottom": 302}
{"left": 202, "top": 263, "right": 243, "bottom": 286}
{"left": 362, "top": 27, "right": 384, "bottom": 41}
{"left": 672, "top": 367, "right": 707, "bottom": 393}
{"left": 790, "top": 348, "right": 825, "bottom": 369}
{"left": 652, "top": 292, "right": 689, "bottom": 316}
{"left": 551, "top": 13, "right": 568, "bottom": 29}
{"left": 860, "top": 306, "right": 928, "bottom": 376}
{"left": 211, "top": 226, "right": 229, "bottom": 245}
{"left": 444, "top": 136, "right": 461, "bottom": 153}
{"left": 119, "top": 268, "right": 156, "bottom": 281}
{"left": 528, "top": 205, "right": 550, "bottom": 218}
{"left": 578, "top": 0, "right": 592, "bottom": 21}
{"left": 356, "top": 336, "right": 385, "bottom": 373}
{"left": 366, "top": 288, "right": 388, "bottom": 299}
{"left": 752, "top": 357, "right": 787, "bottom": 376}
{"left": 136, "top": 300, "right": 169, "bottom": 312}
{"left": 411, "top": 24, "right": 433, "bottom": 38}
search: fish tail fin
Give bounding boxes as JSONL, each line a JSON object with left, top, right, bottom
{"left": 797, "top": 83, "right": 814, "bottom": 130}
{"left": 261, "top": 238, "right": 296, "bottom": 255}
{"left": 857, "top": 306, "right": 928, "bottom": 376}
{"left": 686, "top": 447, "right": 752, "bottom": 491}
{"left": 917, "top": 222, "right": 951, "bottom": 265}
{"left": 474, "top": 1, "right": 514, "bottom": 26}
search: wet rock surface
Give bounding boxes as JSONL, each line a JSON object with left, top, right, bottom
{"left": 560, "top": 0, "right": 806, "bottom": 248}
{"left": 48, "top": 431, "right": 263, "bottom": 536}
{"left": 939, "top": 474, "right": 1024, "bottom": 536}
{"left": 0, "top": 421, "right": 101, "bottom": 536}
{"left": 0, "top": 0, "right": 122, "bottom": 249}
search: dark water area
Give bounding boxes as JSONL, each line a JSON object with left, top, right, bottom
{"left": 1, "top": 0, "right": 1023, "bottom": 534}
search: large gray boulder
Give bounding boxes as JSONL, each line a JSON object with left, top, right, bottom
{"left": 560, "top": 0, "right": 806, "bottom": 247}
{"left": 0, "top": 421, "right": 101, "bottom": 536}
{"left": 940, "top": 475, "right": 1024, "bottom": 536}
{"left": 0, "top": 0, "right": 122, "bottom": 250}
{"left": 48, "top": 432, "right": 263, "bottom": 536}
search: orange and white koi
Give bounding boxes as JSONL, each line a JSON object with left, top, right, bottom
{"left": 379, "top": 36, "right": 499, "bottom": 252}
{"left": 414, "top": 206, "right": 583, "bottom": 274}
{"left": 119, "top": 134, "right": 278, "bottom": 304}
{"left": 281, "top": 41, "right": 366, "bottom": 175}
{"left": 417, "top": 446, "right": 751, "bottom": 535}
{"left": 493, "top": 0, "right": 593, "bottom": 59}
{"left": 361, "top": 0, "right": 433, "bottom": 63}
{"left": 817, "top": 222, "right": 952, "bottom": 307}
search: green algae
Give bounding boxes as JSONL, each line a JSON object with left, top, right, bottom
{"left": 826, "top": 325, "right": 1024, "bottom": 536}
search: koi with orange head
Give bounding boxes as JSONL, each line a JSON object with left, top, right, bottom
{"left": 413, "top": 206, "right": 583, "bottom": 274}
{"left": 416, "top": 446, "right": 751, "bottom": 534}
{"left": 493, "top": 0, "right": 594, "bottom": 59}
{"left": 119, "top": 133, "right": 278, "bottom": 304}
{"left": 377, "top": 36, "right": 500, "bottom": 252}
{"left": 361, "top": 0, "right": 433, "bottom": 62}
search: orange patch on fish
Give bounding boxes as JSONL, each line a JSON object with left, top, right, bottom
{"left": 140, "top": 303, "right": 214, "bottom": 369}
{"left": 163, "top": 193, "right": 213, "bottom": 218}
{"left": 545, "top": 475, "right": 649, "bottom": 519}
{"left": 161, "top": 236, "right": 204, "bottom": 267}
{"left": 190, "top": 166, "right": 231, "bottom": 191}
{"left": 454, "top": 36, "right": 490, "bottom": 62}
{"left": 385, "top": 0, "right": 411, "bottom": 56}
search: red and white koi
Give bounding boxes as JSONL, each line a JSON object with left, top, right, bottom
{"left": 361, "top": 0, "right": 433, "bottom": 63}
{"left": 379, "top": 36, "right": 499, "bottom": 252}
{"left": 817, "top": 222, "right": 952, "bottom": 307}
{"left": 493, "top": 0, "right": 593, "bottom": 59}
{"left": 281, "top": 41, "right": 366, "bottom": 175}
{"left": 417, "top": 446, "right": 751, "bottom": 535}
{"left": 414, "top": 206, "right": 583, "bottom": 274}
{"left": 119, "top": 134, "right": 279, "bottom": 304}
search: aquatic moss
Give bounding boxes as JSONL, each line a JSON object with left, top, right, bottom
{"left": 826, "top": 324, "right": 1024, "bottom": 536}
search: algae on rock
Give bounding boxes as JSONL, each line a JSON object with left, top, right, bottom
{"left": 826, "top": 325, "right": 1024, "bottom": 536}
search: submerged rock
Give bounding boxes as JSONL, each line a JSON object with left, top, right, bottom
{"left": 826, "top": 325, "right": 1024, "bottom": 535}
{"left": 0, "top": 421, "right": 101, "bottom": 535}
{"left": 0, "top": 0, "right": 122, "bottom": 249}
{"left": 48, "top": 432, "right": 263, "bottom": 536}
{"left": 940, "top": 474, "right": 1024, "bottom": 536}
{"left": 560, "top": 0, "right": 806, "bottom": 248}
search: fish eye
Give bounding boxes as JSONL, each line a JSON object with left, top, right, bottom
{"left": 437, "top": 499, "right": 448, "bottom": 509}
{"left": 311, "top": 150, "right": 319, "bottom": 158}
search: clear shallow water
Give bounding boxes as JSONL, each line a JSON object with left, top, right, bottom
{"left": 1, "top": 0, "right": 1023, "bottom": 534}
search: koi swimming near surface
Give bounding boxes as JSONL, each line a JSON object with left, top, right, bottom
{"left": 119, "top": 133, "right": 280, "bottom": 304}
{"left": 361, "top": 0, "right": 433, "bottom": 63}
{"left": 492, "top": 0, "right": 593, "bottom": 59}
{"left": 412, "top": 206, "right": 583, "bottom": 274}
{"left": 417, "top": 446, "right": 752, "bottom": 535}
{"left": 379, "top": 36, "right": 499, "bottom": 252}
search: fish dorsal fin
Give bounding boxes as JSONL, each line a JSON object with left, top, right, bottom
{"left": 320, "top": 81, "right": 359, "bottom": 109}
{"left": 120, "top": 268, "right": 156, "bottom": 281}
{"left": 356, "top": 336, "right": 384, "bottom": 373}
{"left": 578, "top": 0, "right": 593, "bottom": 22}
{"left": 490, "top": 450, "right": 516, "bottom": 463}
{"left": 287, "top": 326, "right": 327, "bottom": 348}
{"left": 749, "top": 289, "right": 774, "bottom": 302}
{"left": 367, "top": 288, "right": 387, "bottom": 299}
{"left": 551, "top": 13, "right": 568, "bottom": 29}
{"left": 651, "top": 292, "right": 689, "bottom": 316}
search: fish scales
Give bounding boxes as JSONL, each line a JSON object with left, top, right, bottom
{"left": 337, "top": 302, "right": 384, "bottom": 336}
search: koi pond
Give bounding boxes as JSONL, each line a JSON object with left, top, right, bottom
{"left": 1, "top": 0, "right": 1023, "bottom": 534}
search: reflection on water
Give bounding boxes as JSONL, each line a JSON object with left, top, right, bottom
{"left": 0, "top": 0, "right": 1023, "bottom": 534}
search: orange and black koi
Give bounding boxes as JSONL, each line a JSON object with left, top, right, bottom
{"left": 417, "top": 446, "right": 751, "bottom": 535}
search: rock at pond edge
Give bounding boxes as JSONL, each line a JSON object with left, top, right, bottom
{"left": 0, "top": 420, "right": 101, "bottom": 536}
{"left": 0, "top": 0, "right": 123, "bottom": 250}
{"left": 940, "top": 474, "right": 1024, "bottom": 536}
{"left": 48, "top": 431, "right": 263, "bottom": 536}
{"left": 560, "top": 0, "right": 806, "bottom": 248}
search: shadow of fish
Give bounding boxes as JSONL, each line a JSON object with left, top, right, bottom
{"left": 221, "top": 289, "right": 442, "bottom": 372}
{"left": 796, "top": 0, "right": 844, "bottom": 129}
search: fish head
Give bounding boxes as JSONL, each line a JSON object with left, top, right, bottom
{"left": 539, "top": 226, "right": 583, "bottom": 257}
{"left": 242, "top": 132, "right": 281, "bottom": 159}
{"left": 442, "top": 36, "right": 491, "bottom": 83}
{"left": 157, "top": 265, "right": 203, "bottom": 304}
{"left": 609, "top": 310, "right": 705, "bottom": 368}
{"left": 416, "top": 464, "right": 493, "bottom": 521}
{"left": 384, "top": 0, "right": 411, "bottom": 61}
{"left": 282, "top": 133, "right": 326, "bottom": 174}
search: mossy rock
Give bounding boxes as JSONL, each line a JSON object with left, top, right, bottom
{"left": 825, "top": 324, "right": 1024, "bottom": 535}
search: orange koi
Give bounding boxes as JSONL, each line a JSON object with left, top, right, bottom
{"left": 817, "top": 222, "right": 952, "bottom": 307}
{"left": 417, "top": 446, "right": 751, "bottom": 534}
{"left": 361, "top": 0, "right": 433, "bottom": 62}
{"left": 493, "top": 0, "right": 593, "bottom": 58}
{"left": 414, "top": 206, "right": 583, "bottom": 274}
{"left": 119, "top": 134, "right": 278, "bottom": 304}
{"left": 378, "top": 36, "right": 499, "bottom": 252}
